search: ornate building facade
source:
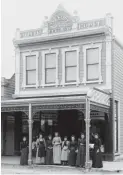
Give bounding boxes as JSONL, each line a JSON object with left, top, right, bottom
{"left": 1, "top": 5, "right": 123, "bottom": 166}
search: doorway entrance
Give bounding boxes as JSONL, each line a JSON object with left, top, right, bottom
{"left": 55, "top": 110, "right": 84, "bottom": 140}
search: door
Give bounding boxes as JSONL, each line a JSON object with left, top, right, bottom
{"left": 5, "top": 116, "right": 15, "bottom": 155}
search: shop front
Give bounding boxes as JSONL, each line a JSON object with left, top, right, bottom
{"left": 1, "top": 87, "right": 112, "bottom": 168}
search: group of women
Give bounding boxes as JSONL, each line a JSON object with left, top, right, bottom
{"left": 20, "top": 132, "right": 103, "bottom": 168}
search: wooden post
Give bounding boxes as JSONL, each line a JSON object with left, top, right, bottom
{"left": 28, "top": 103, "right": 33, "bottom": 165}
{"left": 85, "top": 97, "right": 91, "bottom": 170}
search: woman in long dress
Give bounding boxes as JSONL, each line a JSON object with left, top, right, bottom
{"left": 20, "top": 136, "right": 28, "bottom": 165}
{"left": 76, "top": 133, "right": 86, "bottom": 167}
{"left": 92, "top": 133, "right": 103, "bottom": 168}
{"left": 61, "top": 136, "right": 69, "bottom": 165}
{"left": 35, "top": 134, "right": 46, "bottom": 164}
{"left": 46, "top": 135, "right": 53, "bottom": 165}
{"left": 68, "top": 135, "right": 78, "bottom": 166}
{"left": 52, "top": 132, "right": 62, "bottom": 165}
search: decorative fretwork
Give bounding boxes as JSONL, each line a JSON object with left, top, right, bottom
{"left": 1, "top": 106, "right": 29, "bottom": 114}
{"left": 32, "top": 103, "right": 85, "bottom": 113}
{"left": 90, "top": 104, "right": 109, "bottom": 113}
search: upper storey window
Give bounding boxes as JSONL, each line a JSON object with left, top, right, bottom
{"left": 83, "top": 44, "right": 103, "bottom": 84}
{"left": 45, "top": 53, "right": 56, "bottom": 84}
{"left": 22, "top": 52, "right": 39, "bottom": 89}
{"left": 86, "top": 48, "right": 99, "bottom": 81}
{"left": 61, "top": 47, "right": 80, "bottom": 86}
{"left": 42, "top": 49, "right": 59, "bottom": 87}
{"left": 65, "top": 51, "right": 77, "bottom": 83}
{"left": 26, "top": 55, "right": 36, "bottom": 85}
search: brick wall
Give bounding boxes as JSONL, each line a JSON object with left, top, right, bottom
{"left": 113, "top": 39, "right": 123, "bottom": 154}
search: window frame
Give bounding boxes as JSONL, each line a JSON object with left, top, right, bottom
{"left": 22, "top": 51, "right": 39, "bottom": 88}
{"left": 83, "top": 43, "right": 103, "bottom": 84}
{"left": 41, "top": 49, "right": 59, "bottom": 87}
{"left": 114, "top": 100, "right": 120, "bottom": 154}
{"left": 61, "top": 47, "right": 80, "bottom": 87}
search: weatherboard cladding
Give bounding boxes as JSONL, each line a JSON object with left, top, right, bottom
{"left": 113, "top": 40, "right": 123, "bottom": 153}
{"left": 1, "top": 74, "right": 15, "bottom": 100}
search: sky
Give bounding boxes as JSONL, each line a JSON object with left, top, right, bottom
{"left": 1, "top": 0, "right": 123, "bottom": 79}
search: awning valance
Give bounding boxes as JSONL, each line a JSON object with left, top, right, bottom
{"left": 1, "top": 88, "right": 111, "bottom": 114}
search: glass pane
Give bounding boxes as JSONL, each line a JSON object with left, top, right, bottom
{"left": 87, "top": 64, "right": 99, "bottom": 80}
{"left": 45, "top": 53, "right": 56, "bottom": 68}
{"left": 87, "top": 48, "right": 99, "bottom": 64}
{"left": 45, "top": 68, "right": 56, "bottom": 84}
{"left": 65, "top": 51, "right": 77, "bottom": 66}
{"left": 65, "top": 67, "right": 76, "bottom": 82}
{"left": 26, "top": 55, "right": 36, "bottom": 70}
{"left": 26, "top": 70, "right": 36, "bottom": 85}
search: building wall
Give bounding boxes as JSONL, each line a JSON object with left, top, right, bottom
{"left": 113, "top": 39, "right": 123, "bottom": 154}
{"left": 1, "top": 74, "right": 15, "bottom": 100}
{"left": 17, "top": 34, "right": 107, "bottom": 98}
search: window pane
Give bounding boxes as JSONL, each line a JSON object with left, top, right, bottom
{"left": 26, "top": 55, "right": 36, "bottom": 70}
{"left": 87, "top": 64, "right": 99, "bottom": 80}
{"left": 65, "top": 67, "right": 76, "bottom": 82}
{"left": 26, "top": 70, "right": 36, "bottom": 85}
{"left": 45, "top": 68, "right": 56, "bottom": 84}
{"left": 45, "top": 53, "right": 56, "bottom": 68}
{"left": 65, "top": 51, "right": 77, "bottom": 66}
{"left": 87, "top": 48, "right": 99, "bottom": 64}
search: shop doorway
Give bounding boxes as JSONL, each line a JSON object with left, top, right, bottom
{"left": 55, "top": 110, "right": 84, "bottom": 140}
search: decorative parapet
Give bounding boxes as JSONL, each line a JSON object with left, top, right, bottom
{"left": 77, "top": 18, "right": 105, "bottom": 30}
{"left": 14, "top": 5, "right": 113, "bottom": 42}
{"left": 20, "top": 28, "right": 43, "bottom": 38}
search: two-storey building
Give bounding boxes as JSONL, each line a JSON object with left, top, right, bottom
{"left": 1, "top": 5, "right": 123, "bottom": 166}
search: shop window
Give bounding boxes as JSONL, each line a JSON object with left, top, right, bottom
{"left": 26, "top": 55, "right": 36, "bottom": 85}
{"left": 45, "top": 53, "right": 56, "bottom": 84}
{"left": 86, "top": 48, "right": 99, "bottom": 81}
{"left": 65, "top": 51, "right": 77, "bottom": 83}
{"left": 114, "top": 100, "right": 119, "bottom": 153}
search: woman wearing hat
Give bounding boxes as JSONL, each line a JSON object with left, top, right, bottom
{"left": 20, "top": 136, "right": 28, "bottom": 165}
{"left": 76, "top": 133, "right": 86, "bottom": 167}
{"left": 92, "top": 133, "right": 103, "bottom": 168}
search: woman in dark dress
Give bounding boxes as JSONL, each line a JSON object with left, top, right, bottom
{"left": 76, "top": 133, "right": 86, "bottom": 168}
{"left": 20, "top": 136, "right": 28, "bottom": 165}
{"left": 46, "top": 135, "right": 53, "bottom": 165}
{"left": 92, "top": 133, "right": 103, "bottom": 168}
{"left": 38, "top": 133, "right": 46, "bottom": 164}
{"left": 68, "top": 135, "right": 78, "bottom": 166}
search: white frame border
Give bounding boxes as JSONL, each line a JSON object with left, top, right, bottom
{"left": 61, "top": 46, "right": 80, "bottom": 87}
{"left": 82, "top": 43, "right": 103, "bottom": 85}
{"left": 41, "top": 49, "right": 59, "bottom": 87}
{"left": 22, "top": 51, "right": 39, "bottom": 89}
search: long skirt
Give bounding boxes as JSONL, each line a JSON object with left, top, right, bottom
{"left": 92, "top": 150, "right": 103, "bottom": 168}
{"left": 35, "top": 148, "right": 45, "bottom": 164}
{"left": 20, "top": 147, "right": 28, "bottom": 165}
{"left": 61, "top": 147, "right": 69, "bottom": 161}
{"left": 53, "top": 145, "right": 61, "bottom": 164}
{"left": 46, "top": 148, "right": 53, "bottom": 165}
{"left": 76, "top": 145, "right": 85, "bottom": 167}
{"left": 68, "top": 150, "right": 77, "bottom": 166}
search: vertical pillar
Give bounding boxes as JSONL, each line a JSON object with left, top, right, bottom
{"left": 85, "top": 97, "right": 91, "bottom": 170}
{"left": 28, "top": 103, "right": 33, "bottom": 165}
